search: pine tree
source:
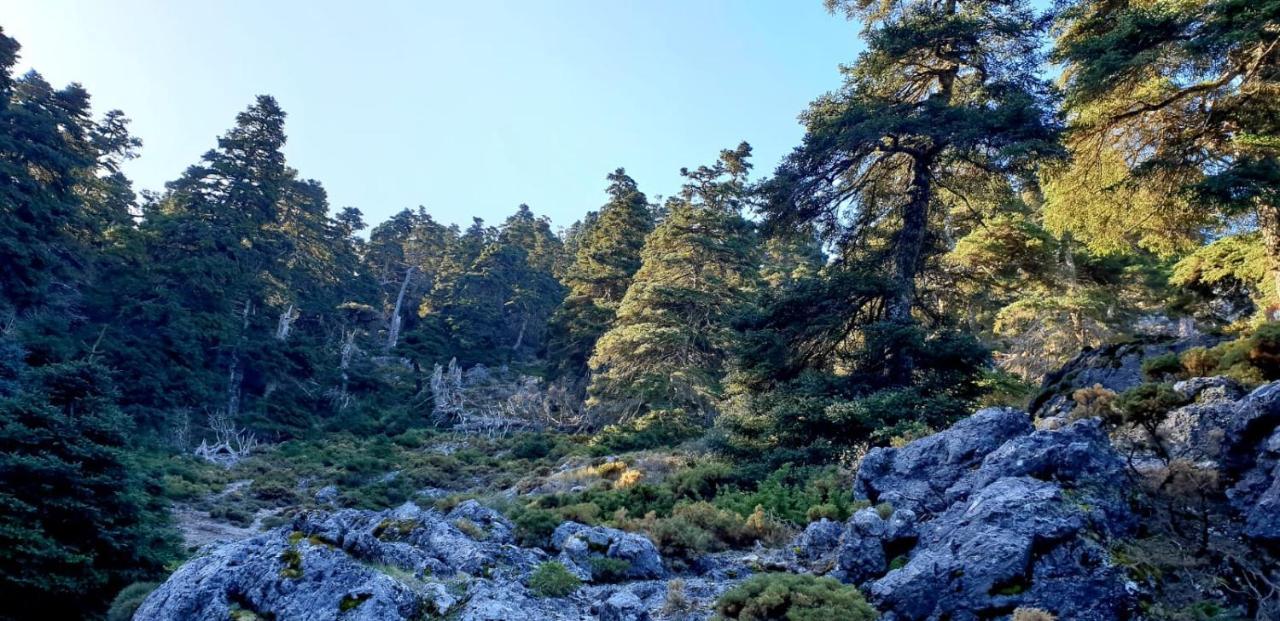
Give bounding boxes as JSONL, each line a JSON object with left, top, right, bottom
{"left": 0, "top": 29, "right": 98, "bottom": 317}
{"left": 586, "top": 145, "right": 759, "bottom": 427}
{"left": 1048, "top": 0, "right": 1280, "bottom": 298}
{"left": 765, "top": 0, "right": 1060, "bottom": 382}
{"left": 546, "top": 169, "right": 654, "bottom": 379}
{"left": 442, "top": 206, "right": 565, "bottom": 364}
{"left": 0, "top": 360, "right": 177, "bottom": 618}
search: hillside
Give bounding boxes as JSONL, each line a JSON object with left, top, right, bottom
{"left": 2, "top": 1, "right": 1279, "bottom": 620}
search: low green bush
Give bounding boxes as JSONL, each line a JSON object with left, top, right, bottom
{"left": 588, "top": 556, "right": 632, "bottom": 583}
{"left": 1142, "top": 353, "right": 1184, "bottom": 381}
{"left": 713, "top": 573, "right": 878, "bottom": 621}
{"left": 1113, "top": 383, "right": 1188, "bottom": 433}
{"left": 528, "top": 561, "right": 581, "bottom": 597}
{"left": 106, "top": 582, "right": 159, "bottom": 621}
{"left": 512, "top": 507, "right": 561, "bottom": 548}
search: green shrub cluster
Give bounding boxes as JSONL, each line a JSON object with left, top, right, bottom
{"left": 528, "top": 561, "right": 581, "bottom": 598}
{"left": 713, "top": 573, "right": 878, "bottom": 621}
{"left": 514, "top": 461, "right": 838, "bottom": 559}
{"left": 1177, "top": 322, "right": 1280, "bottom": 385}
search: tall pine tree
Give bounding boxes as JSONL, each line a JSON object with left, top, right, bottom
{"left": 546, "top": 169, "right": 653, "bottom": 380}
{"left": 587, "top": 145, "right": 759, "bottom": 430}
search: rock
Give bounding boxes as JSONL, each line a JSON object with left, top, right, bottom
{"left": 1029, "top": 335, "right": 1223, "bottom": 419}
{"left": 448, "top": 499, "right": 515, "bottom": 544}
{"left": 1173, "top": 376, "right": 1243, "bottom": 403}
{"left": 314, "top": 484, "right": 339, "bottom": 506}
{"left": 946, "top": 419, "right": 1134, "bottom": 536}
{"left": 846, "top": 408, "right": 1139, "bottom": 619}
{"left": 854, "top": 407, "right": 1033, "bottom": 514}
{"left": 795, "top": 518, "right": 844, "bottom": 563}
{"left": 868, "top": 477, "right": 1132, "bottom": 621}
{"left": 552, "top": 522, "right": 665, "bottom": 581}
{"left": 135, "top": 502, "right": 552, "bottom": 621}
{"left": 1231, "top": 426, "right": 1280, "bottom": 543}
{"left": 598, "top": 590, "right": 649, "bottom": 621}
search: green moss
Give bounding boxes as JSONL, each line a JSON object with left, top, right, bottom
{"left": 338, "top": 593, "right": 372, "bottom": 612}
{"left": 279, "top": 548, "right": 303, "bottom": 579}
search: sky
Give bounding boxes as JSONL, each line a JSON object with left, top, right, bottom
{"left": 6, "top": 1, "right": 860, "bottom": 231}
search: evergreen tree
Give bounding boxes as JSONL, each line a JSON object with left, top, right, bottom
{"left": 442, "top": 206, "right": 565, "bottom": 364}
{"left": 546, "top": 169, "right": 653, "bottom": 379}
{"left": 764, "top": 0, "right": 1060, "bottom": 382}
{"left": 586, "top": 145, "right": 760, "bottom": 429}
{"left": 1049, "top": 0, "right": 1279, "bottom": 296}
{"left": 0, "top": 359, "right": 177, "bottom": 619}
{"left": 0, "top": 29, "right": 98, "bottom": 317}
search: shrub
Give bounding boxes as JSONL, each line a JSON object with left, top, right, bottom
{"left": 1179, "top": 347, "right": 1220, "bottom": 378}
{"left": 209, "top": 504, "right": 255, "bottom": 527}
{"left": 513, "top": 507, "right": 561, "bottom": 548}
{"left": 588, "top": 556, "right": 632, "bottom": 583}
{"left": 1070, "top": 384, "right": 1117, "bottom": 422}
{"left": 107, "top": 582, "right": 159, "bottom": 621}
{"left": 454, "top": 517, "right": 488, "bottom": 540}
{"left": 805, "top": 503, "right": 841, "bottom": 522}
{"left": 713, "top": 464, "right": 855, "bottom": 525}
{"left": 713, "top": 573, "right": 877, "bottom": 621}
{"left": 591, "top": 409, "right": 703, "bottom": 453}
{"left": 1113, "top": 383, "right": 1188, "bottom": 434}
{"left": 1142, "top": 353, "right": 1184, "bottom": 381}
{"left": 557, "top": 502, "right": 602, "bottom": 524}
{"left": 528, "top": 561, "right": 581, "bottom": 598}
{"left": 664, "top": 578, "right": 693, "bottom": 614}
{"left": 744, "top": 505, "right": 792, "bottom": 546}
{"left": 511, "top": 433, "right": 555, "bottom": 460}
{"left": 1173, "top": 322, "right": 1280, "bottom": 386}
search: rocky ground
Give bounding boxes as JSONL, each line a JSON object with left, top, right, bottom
{"left": 137, "top": 365, "right": 1280, "bottom": 620}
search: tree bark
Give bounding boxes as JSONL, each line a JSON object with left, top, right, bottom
{"left": 1257, "top": 201, "right": 1280, "bottom": 312}
{"left": 885, "top": 156, "right": 933, "bottom": 385}
{"left": 386, "top": 266, "right": 414, "bottom": 352}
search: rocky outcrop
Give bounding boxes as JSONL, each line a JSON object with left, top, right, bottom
{"left": 831, "top": 410, "right": 1139, "bottom": 620}
{"left": 1223, "top": 383, "right": 1280, "bottom": 543}
{"left": 552, "top": 522, "right": 665, "bottom": 581}
{"left": 1030, "top": 335, "right": 1222, "bottom": 420}
{"left": 853, "top": 407, "right": 1033, "bottom": 514}
{"left": 136, "top": 500, "right": 737, "bottom": 621}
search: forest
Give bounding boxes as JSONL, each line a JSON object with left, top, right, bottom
{"left": 1, "top": 0, "right": 1278, "bottom": 620}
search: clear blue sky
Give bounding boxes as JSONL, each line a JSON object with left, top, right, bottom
{"left": 7, "top": 1, "right": 860, "bottom": 230}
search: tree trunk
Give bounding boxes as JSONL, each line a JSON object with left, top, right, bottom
{"left": 513, "top": 316, "right": 528, "bottom": 351}
{"left": 226, "top": 298, "right": 253, "bottom": 418}
{"left": 1257, "top": 201, "right": 1280, "bottom": 312}
{"left": 885, "top": 156, "right": 932, "bottom": 385}
{"left": 275, "top": 303, "right": 295, "bottom": 341}
{"left": 387, "top": 266, "right": 414, "bottom": 352}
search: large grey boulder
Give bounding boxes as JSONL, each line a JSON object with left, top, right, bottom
{"left": 868, "top": 477, "right": 1132, "bottom": 621}
{"left": 832, "top": 506, "right": 917, "bottom": 584}
{"left": 795, "top": 518, "right": 844, "bottom": 566}
{"left": 854, "top": 407, "right": 1033, "bottom": 514}
{"left": 552, "top": 521, "right": 666, "bottom": 581}
{"left": 835, "top": 410, "right": 1139, "bottom": 620}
